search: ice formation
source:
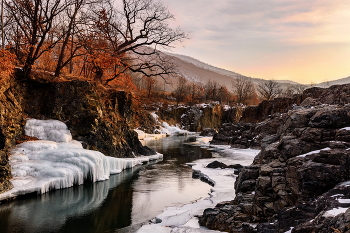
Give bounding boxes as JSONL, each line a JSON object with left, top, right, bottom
{"left": 135, "top": 117, "right": 191, "bottom": 142}
{"left": 160, "top": 122, "right": 189, "bottom": 136}
{"left": 0, "top": 119, "right": 162, "bottom": 201}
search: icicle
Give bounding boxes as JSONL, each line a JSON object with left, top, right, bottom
{"left": 0, "top": 119, "right": 163, "bottom": 201}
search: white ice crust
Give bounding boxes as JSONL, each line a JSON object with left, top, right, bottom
{"left": 0, "top": 119, "right": 162, "bottom": 201}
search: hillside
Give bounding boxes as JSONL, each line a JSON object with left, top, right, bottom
{"left": 317, "top": 76, "right": 350, "bottom": 87}
{"left": 156, "top": 51, "right": 303, "bottom": 91}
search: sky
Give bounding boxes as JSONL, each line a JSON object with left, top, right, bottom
{"left": 161, "top": 0, "right": 350, "bottom": 84}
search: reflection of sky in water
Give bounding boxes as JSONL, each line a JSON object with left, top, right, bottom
{"left": 131, "top": 162, "right": 211, "bottom": 224}
{"left": 0, "top": 136, "right": 213, "bottom": 233}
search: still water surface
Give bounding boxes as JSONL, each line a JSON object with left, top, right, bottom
{"left": 0, "top": 136, "right": 213, "bottom": 233}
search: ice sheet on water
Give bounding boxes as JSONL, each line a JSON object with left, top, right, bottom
{"left": 0, "top": 119, "right": 163, "bottom": 201}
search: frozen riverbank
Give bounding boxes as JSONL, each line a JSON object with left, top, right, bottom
{"left": 0, "top": 119, "right": 162, "bottom": 202}
{"left": 137, "top": 138, "right": 259, "bottom": 233}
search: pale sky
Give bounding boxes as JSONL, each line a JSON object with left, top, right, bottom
{"left": 162, "top": 0, "right": 350, "bottom": 84}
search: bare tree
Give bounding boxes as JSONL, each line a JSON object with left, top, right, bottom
{"left": 1, "top": 0, "right": 4, "bottom": 49}
{"left": 281, "top": 83, "right": 306, "bottom": 97}
{"left": 144, "top": 75, "right": 157, "bottom": 97}
{"left": 217, "top": 85, "right": 231, "bottom": 104}
{"left": 257, "top": 79, "right": 282, "bottom": 100}
{"left": 5, "top": 0, "right": 71, "bottom": 77}
{"left": 89, "top": 0, "right": 188, "bottom": 82}
{"left": 54, "top": 0, "right": 94, "bottom": 77}
{"left": 232, "top": 76, "right": 256, "bottom": 105}
{"left": 173, "top": 76, "right": 188, "bottom": 105}
{"left": 204, "top": 80, "right": 219, "bottom": 102}
{"left": 187, "top": 82, "right": 203, "bottom": 105}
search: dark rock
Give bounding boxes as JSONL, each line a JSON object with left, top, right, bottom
{"left": 335, "top": 128, "right": 350, "bottom": 142}
{"left": 227, "top": 164, "right": 244, "bottom": 169}
{"left": 309, "top": 107, "right": 349, "bottom": 128}
{"left": 200, "top": 128, "right": 217, "bottom": 136}
{"left": 206, "top": 160, "right": 227, "bottom": 169}
{"left": 199, "top": 85, "right": 350, "bottom": 233}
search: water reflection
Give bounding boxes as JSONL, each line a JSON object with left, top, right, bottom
{"left": 0, "top": 135, "right": 213, "bottom": 233}
{"left": 0, "top": 167, "right": 138, "bottom": 233}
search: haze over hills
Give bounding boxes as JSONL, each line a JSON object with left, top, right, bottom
{"left": 165, "top": 52, "right": 300, "bottom": 85}
{"left": 156, "top": 51, "right": 304, "bottom": 92}
{"left": 142, "top": 49, "right": 350, "bottom": 92}
{"left": 317, "top": 76, "right": 350, "bottom": 87}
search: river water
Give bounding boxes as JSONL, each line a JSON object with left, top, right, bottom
{"left": 0, "top": 135, "right": 213, "bottom": 233}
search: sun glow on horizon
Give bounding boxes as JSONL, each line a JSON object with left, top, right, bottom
{"left": 163, "top": 0, "right": 350, "bottom": 84}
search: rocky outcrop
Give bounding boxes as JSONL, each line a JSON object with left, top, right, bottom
{"left": 0, "top": 77, "right": 24, "bottom": 193}
{"left": 0, "top": 71, "right": 154, "bottom": 194}
{"left": 239, "top": 83, "right": 350, "bottom": 124}
{"left": 211, "top": 114, "right": 284, "bottom": 148}
{"left": 158, "top": 104, "right": 241, "bottom": 132}
{"left": 200, "top": 84, "right": 350, "bottom": 232}
{"left": 21, "top": 78, "right": 153, "bottom": 157}
{"left": 240, "top": 95, "right": 303, "bottom": 123}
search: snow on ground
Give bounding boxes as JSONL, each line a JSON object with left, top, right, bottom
{"left": 186, "top": 136, "right": 213, "bottom": 147}
{"left": 296, "top": 147, "right": 331, "bottom": 157}
{"left": 134, "top": 129, "right": 166, "bottom": 141}
{"left": 0, "top": 119, "right": 162, "bottom": 202}
{"left": 159, "top": 122, "right": 191, "bottom": 136}
{"left": 135, "top": 117, "right": 193, "bottom": 142}
{"left": 323, "top": 207, "right": 349, "bottom": 217}
{"left": 137, "top": 138, "right": 259, "bottom": 233}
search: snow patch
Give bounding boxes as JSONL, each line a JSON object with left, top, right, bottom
{"left": 338, "top": 199, "right": 350, "bottom": 204}
{"left": 297, "top": 148, "right": 331, "bottom": 157}
{"left": 134, "top": 129, "right": 166, "bottom": 141}
{"left": 159, "top": 122, "right": 190, "bottom": 136}
{"left": 323, "top": 207, "right": 349, "bottom": 217}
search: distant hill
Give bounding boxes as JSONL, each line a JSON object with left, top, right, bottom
{"left": 317, "top": 76, "right": 350, "bottom": 87}
{"left": 158, "top": 51, "right": 303, "bottom": 91}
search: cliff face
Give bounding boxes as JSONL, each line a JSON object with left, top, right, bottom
{"left": 21, "top": 78, "right": 152, "bottom": 157}
{"left": 0, "top": 71, "right": 154, "bottom": 194}
{"left": 200, "top": 84, "right": 350, "bottom": 232}
{"left": 0, "top": 77, "right": 24, "bottom": 193}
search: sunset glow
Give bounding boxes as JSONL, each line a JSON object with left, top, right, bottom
{"left": 163, "top": 0, "right": 350, "bottom": 84}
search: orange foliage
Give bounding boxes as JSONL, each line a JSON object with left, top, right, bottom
{"left": 0, "top": 49, "right": 16, "bottom": 79}
{"left": 107, "top": 73, "right": 137, "bottom": 91}
{"left": 35, "top": 49, "right": 56, "bottom": 72}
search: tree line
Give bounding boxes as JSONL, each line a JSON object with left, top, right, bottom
{"left": 141, "top": 75, "right": 306, "bottom": 106}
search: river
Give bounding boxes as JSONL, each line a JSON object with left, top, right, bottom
{"left": 0, "top": 135, "right": 214, "bottom": 233}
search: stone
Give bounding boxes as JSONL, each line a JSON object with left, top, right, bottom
{"left": 200, "top": 128, "right": 217, "bottom": 136}
{"left": 206, "top": 160, "right": 227, "bottom": 169}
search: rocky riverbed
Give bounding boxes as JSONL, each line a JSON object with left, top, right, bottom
{"left": 200, "top": 84, "right": 350, "bottom": 232}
